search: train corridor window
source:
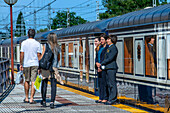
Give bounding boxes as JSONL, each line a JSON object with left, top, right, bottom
{"left": 145, "top": 36, "right": 157, "bottom": 77}
{"left": 14, "top": 47, "right": 17, "bottom": 61}
{"left": 79, "top": 38, "right": 83, "bottom": 81}
{"left": 2, "top": 47, "right": 5, "bottom": 57}
{"left": 61, "top": 43, "right": 65, "bottom": 67}
{"left": 68, "top": 43, "right": 73, "bottom": 68}
{"left": 124, "top": 38, "right": 133, "bottom": 74}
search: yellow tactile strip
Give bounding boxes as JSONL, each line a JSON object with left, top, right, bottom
{"left": 57, "top": 84, "right": 148, "bottom": 113}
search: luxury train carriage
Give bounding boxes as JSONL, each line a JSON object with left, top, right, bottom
{"left": 0, "top": 4, "right": 170, "bottom": 109}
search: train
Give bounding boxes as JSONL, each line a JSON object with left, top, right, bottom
{"left": 0, "top": 4, "right": 170, "bottom": 111}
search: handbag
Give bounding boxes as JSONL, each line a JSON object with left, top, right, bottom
{"left": 34, "top": 74, "right": 42, "bottom": 92}
{"left": 15, "top": 71, "right": 24, "bottom": 84}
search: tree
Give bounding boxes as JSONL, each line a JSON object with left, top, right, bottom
{"left": 37, "top": 28, "right": 48, "bottom": 33}
{"left": 15, "top": 12, "right": 26, "bottom": 37}
{"left": 51, "top": 11, "right": 87, "bottom": 29}
{"left": 100, "top": 0, "right": 166, "bottom": 19}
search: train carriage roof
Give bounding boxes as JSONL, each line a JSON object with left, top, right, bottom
{"left": 0, "top": 40, "right": 3, "bottom": 45}
{"left": 54, "top": 18, "right": 113, "bottom": 38}
{"left": 107, "top": 4, "right": 170, "bottom": 31}
{"left": 1, "top": 38, "right": 12, "bottom": 46}
{"left": 37, "top": 29, "right": 57, "bottom": 40}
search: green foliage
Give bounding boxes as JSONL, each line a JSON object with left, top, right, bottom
{"left": 100, "top": 0, "right": 167, "bottom": 19}
{"left": 15, "top": 12, "right": 26, "bottom": 37}
{"left": 51, "top": 11, "right": 87, "bottom": 29}
{"left": 37, "top": 28, "right": 48, "bottom": 33}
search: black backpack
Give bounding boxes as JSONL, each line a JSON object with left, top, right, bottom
{"left": 39, "top": 43, "right": 54, "bottom": 71}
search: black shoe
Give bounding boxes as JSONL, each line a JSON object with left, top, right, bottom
{"left": 95, "top": 100, "right": 102, "bottom": 103}
{"left": 30, "top": 100, "right": 37, "bottom": 104}
{"left": 41, "top": 100, "right": 46, "bottom": 107}
{"left": 50, "top": 103, "right": 54, "bottom": 109}
{"left": 104, "top": 101, "right": 117, "bottom": 105}
{"left": 40, "top": 100, "right": 43, "bottom": 105}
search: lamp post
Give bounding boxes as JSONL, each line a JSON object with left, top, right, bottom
{"left": 4, "top": 0, "right": 18, "bottom": 84}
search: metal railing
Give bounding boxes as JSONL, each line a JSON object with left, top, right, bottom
{"left": 0, "top": 57, "right": 10, "bottom": 94}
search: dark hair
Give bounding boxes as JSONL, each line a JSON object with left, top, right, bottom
{"left": 148, "top": 36, "right": 155, "bottom": 42}
{"left": 28, "top": 29, "right": 35, "bottom": 38}
{"left": 100, "top": 34, "right": 108, "bottom": 40}
{"left": 109, "top": 35, "right": 117, "bottom": 44}
{"left": 95, "top": 37, "right": 100, "bottom": 41}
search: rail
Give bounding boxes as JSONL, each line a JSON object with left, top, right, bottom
{"left": 0, "top": 57, "right": 10, "bottom": 94}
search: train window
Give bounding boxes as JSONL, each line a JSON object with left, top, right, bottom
{"left": 9, "top": 47, "right": 11, "bottom": 59}
{"left": 145, "top": 36, "right": 157, "bottom": 77}
{"left": 61, "top": 43, "right": 65, "bottom": 67}
{"left": 2, "top": 47, "right": 5, "bottom": 57}
{"left": 79, "top": 38, "right": 83, "bottom": 70}
{"left": 124, "top": 38, "right": 133, "bottom": 74}
{"left": 167, "top": 35, "right": 170, "bottom": 80}
{"left": 14, "top": 47, "right": 17, "bottom": 61}
{"left": 68, "top": 43, "right": 73, "bottom": 68}
{"left": 79, "top": 38, "right": 83, "bottom": 80}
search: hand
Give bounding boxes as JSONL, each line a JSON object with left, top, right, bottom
{"left": 96, "top": 63, "right": 101, "bottom": 68}
{"left": 20, "top": 65, "right": 23, "bottom": 71}
{"left": 98, "top": 68, "right": 102, "bottom": 72}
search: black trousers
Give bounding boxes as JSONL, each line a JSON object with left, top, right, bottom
{"left": 41, "top": 73, "right": 57, "bottom": 102}
{"left": 98, "top": 71, "right": 108, "bottom": 100}
{"left": 106, "top": 69, "right": 117, "bottom": 102}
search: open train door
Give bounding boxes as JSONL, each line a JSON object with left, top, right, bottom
{"left": 134, "top": 38, "right": 144, "bottom": 75}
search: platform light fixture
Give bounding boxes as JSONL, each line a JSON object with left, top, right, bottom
{"left": 4, "top": 0, "right": 18, "bottom": 85}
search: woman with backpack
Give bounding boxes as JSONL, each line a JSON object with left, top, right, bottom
{"left": 39, "top": 32, "right": 63, "bottom": 109}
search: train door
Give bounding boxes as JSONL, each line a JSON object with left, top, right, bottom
{"left": 134, "top": 38, "right": 144, "bottom": 75}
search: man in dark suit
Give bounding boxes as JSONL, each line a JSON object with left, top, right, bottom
{"left": 99, "top": 35, "right": 118, "bottom": 105}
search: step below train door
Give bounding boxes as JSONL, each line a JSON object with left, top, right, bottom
{"left": 134, "top": 37, "right": 144, "bottom": 76}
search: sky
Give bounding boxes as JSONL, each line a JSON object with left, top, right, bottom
{"left": 0, "top": 0, "right": 105, "bottom": 32}
{"left": 0, "top": 0, "right": 169, "bottom": 33}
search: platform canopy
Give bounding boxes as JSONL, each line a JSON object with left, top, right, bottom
{"left": 107, "top": 4, "right": 170, "bottom": 31}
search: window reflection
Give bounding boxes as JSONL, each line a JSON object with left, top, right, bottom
{"left": 145, "top": 36, "right": 157, "bottom": 77}
{"left": 61, "top": 43, "right": 65, "bottom": 67}
{"left": 124, "top": 38, "right": 133, "bottom": 74}
{"left": 68, "top": 43, "right": 73, "bottom": 68}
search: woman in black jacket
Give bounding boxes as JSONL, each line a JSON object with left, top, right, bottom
{"left": 95, "top": 34, "right": 109, "bottom": 103}
{"left": 100, "top": 35, "right": 118, "bottom": 105}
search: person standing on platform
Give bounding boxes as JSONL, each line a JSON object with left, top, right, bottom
{"left": 94, "top": 37, "right": 100, "bottom": 52}
{"left": 39, "top": 33, "right": 61, "bottom": 109}
{"left": 95, "top": 34, "right": 109, "bottom": 103}
{"left": 100, "top": 35, "right": 118, "bottom": 105}
{"left": 20, "top": 29, "right": 41, "bottom": 104}
{"left": 94, "top": 37, "right": 100, "bottom": 94}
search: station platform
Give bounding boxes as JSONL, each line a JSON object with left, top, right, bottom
{"left": 0, "top": 82, "right": 148, "bottom": 113}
